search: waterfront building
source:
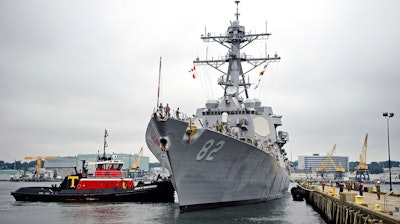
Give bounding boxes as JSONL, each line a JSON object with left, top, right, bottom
{"left": 298, "top": 154, "right": 349, "bottom": 173}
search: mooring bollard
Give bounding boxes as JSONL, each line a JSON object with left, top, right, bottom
{"left": 332, "top": 187, "right": 336, "bottom": 196}
{"left": 374, "top": 203, "right": 381, "bottom": 211}
{"left": 355, "top": 195, "right": 363, "bottom": 204}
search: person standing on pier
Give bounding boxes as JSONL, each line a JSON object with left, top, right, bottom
{"left": 359, "top": 180, "right": 364, "bottom": 196}
{"left": 339, "top": 181, "right": 344, "bottom": 192}
{"left": 375, "top": 181, "right": 381, "bottom": 200}
{"left": 346, "top": 181, "right": 351, "bottom": 192}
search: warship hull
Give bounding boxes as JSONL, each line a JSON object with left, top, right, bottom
{"left": 146, "top": 115, "right": 290, "bottom": 211}
{"left": 146, "top": 1, "right": 291, "bottom": 212}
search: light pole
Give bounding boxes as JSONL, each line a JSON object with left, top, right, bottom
{"left": 383, "top": 112, "right": 394, "bottom": 192}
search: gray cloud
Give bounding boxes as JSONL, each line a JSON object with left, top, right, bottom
{"left": 0, "top": 0, "right": 399, "bottom": 164}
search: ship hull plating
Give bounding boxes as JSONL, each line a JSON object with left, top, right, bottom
{"left": 146, "top": 116, "right": 290, "bottom": 211}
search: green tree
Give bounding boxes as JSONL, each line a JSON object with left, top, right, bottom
{"left": 379, "top": 161, "right": 400, "bottom": 169}
{"left": 0, "top": 160, "right": 35, "bottom": 170}
{"left": 368, "top": 162, "right": 383, "bottom": 174}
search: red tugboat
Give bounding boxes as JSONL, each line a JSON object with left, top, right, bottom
{"left": 11, "top": 130, "right": 174, "bottom": 203}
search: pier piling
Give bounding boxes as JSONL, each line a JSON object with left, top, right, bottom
{"left": 300, "top": 183, "right": 400, "bottom": 224}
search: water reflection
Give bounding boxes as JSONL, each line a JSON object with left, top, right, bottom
{"left": 176, "top": 195, "right": 325, "bottom": 224}
{"left": 1, "top": 182, "right": 325, "bottom": 224}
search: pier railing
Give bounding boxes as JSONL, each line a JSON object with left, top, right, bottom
{"left": 384, "top": 186, "right": 400, "bottom": 212}
{"left": 301, "top": 183, "right": 400, "bottom": 224}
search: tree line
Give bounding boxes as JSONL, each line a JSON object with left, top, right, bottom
{"left": 0, "top": 160, "right": 37, "bottom": 170}
{"left": 291, "top": 160, "right": 399, "bottom": 174}
{"left": 348, "top": 161, "right": 400, "bottom": 174}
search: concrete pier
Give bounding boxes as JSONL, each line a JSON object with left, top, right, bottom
{"left": 300, "top": 183, "right": 400, "bottom": 224}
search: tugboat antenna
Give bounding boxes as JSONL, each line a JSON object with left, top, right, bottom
{"left": 103, "top": 129, "right": 108, "bottom": 159}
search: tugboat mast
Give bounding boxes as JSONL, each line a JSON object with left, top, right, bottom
{"left": 194, "top": 0, "right": 280, "bottom": 101}
{"left": 102, "top": 129, "right": 108, "bottom": 160}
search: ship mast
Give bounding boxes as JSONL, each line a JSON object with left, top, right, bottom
{"left": 193, "top": 0, "right": 280, "bottom": 101}
{"left": 156, "top": 57, "right": 162, "bottom": 108}
{"left": 102, "top": 129, "right": 108, "bottom": 160}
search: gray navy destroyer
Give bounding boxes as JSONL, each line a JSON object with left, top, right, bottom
{"left": 146, "top": 1, "right": 290, "bottom": 212}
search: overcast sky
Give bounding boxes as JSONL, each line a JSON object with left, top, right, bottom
{"left": 1, "top": 0, "right": 399, "bottom": 164}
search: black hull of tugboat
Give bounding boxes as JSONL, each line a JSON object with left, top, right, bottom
{"left": 11, "top": 180, "right": 175, "bottom": 203}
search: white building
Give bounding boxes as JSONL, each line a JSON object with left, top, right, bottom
{"left": 298, "top": 154, "right": 349, "bottom": 173}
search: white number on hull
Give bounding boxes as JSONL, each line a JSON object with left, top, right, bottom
{"left": 196, "top": 139, "right": 225, "bottom": 161}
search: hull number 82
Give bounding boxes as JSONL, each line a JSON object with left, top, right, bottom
{"left": 196, "top": 139, "right": 225, "bottom": 161}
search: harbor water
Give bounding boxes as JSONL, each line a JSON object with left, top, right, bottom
{"left": 1, "top": 181, "right": 325, "bottom": 224}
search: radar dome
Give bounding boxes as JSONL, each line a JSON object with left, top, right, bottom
{"left": 206, "top": 99, "right": 219, "bottom": 109}
{"left": 244, "top": 98, "right": 255, "bottom": 109}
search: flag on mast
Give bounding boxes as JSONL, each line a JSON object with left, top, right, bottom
{"left": 188, "top": 66, "right": 196, "bottom": 79}
{"left": 259, "top": 63, "right": 268, "bottom": 76}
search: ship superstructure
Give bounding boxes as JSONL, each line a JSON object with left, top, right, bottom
{"left": 146, "top": 1, "right": 290, "bottom": 211}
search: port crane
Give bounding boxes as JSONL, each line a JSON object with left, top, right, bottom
{"left": 316, "top": 159, "right": 328, "bottom": 178}
{"left": 327, "top": 144, "right": 346, "bottom": 179}
{"left": 130, "top": 147, "right": 143, "bottom": 178}
{"left": 355, "top": 133, "right": 370, "bottom": 181}
{"left": 24, "top": 156, "right": 57, "bottom": 175}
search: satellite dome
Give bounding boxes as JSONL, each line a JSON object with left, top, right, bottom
{"left": 206, "top": 99, "right": 219, "bottom": 109}
{"left": 243, "top": 98, "right": 255, "bottom": 109}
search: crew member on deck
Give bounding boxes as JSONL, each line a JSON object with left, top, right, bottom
{"left": 176, "top": 107, "right": 180, "bottom": 119}
{"left": 165, "top": 104, "right": 170, "bottom": 117}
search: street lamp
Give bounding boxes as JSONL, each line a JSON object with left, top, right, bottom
{"left": 383, "top": 112, "right": 394, "bottom": 192}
